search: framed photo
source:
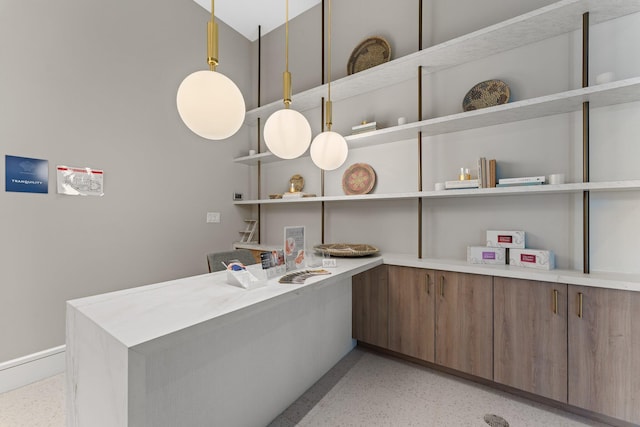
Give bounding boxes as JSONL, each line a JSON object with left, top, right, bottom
{"left": 284, "top": 226, "right": 305, "bottom": 271}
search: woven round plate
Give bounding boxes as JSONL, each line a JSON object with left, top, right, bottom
{"left": 342, "top": 163, "right": 376, "bottom": 195}
{"left": 347, "top": 36, "right": 391, "bottom": 75}
{"left": 462, "top": 79, "right": 510, "bottom": 111}
{"left": 314, "top": 243, "right": 379, "bottom": 257}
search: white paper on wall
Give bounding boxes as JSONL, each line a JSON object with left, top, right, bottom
{"left": 56, "top": 166, "right": 104, "bottom": 196}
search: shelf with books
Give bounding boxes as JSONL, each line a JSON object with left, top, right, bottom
{"left": 233, "top": 180, "right": 640, "bottom": 205}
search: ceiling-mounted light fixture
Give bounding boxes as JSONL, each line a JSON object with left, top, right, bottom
{"left": 263, "top": 0, "right": 312, "bottom": 159}
{"left": 310, "top": 0, "right": 348, "bottom": 170}
{"left": 177, "top": 0, "right": 246, "bottom": 140}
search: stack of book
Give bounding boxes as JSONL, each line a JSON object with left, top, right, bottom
{"left": 496, "top": 175, "right": 545, "bottom": 187}
{"left": 477, "top": 157, "right": 497, "bottom": 188}
{"left": 445, "top": 179, "right": 479, "bottom": 190}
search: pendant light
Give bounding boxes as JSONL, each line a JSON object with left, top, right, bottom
{"left": 263, "top": 0, "right": 312, "bottom": 159}
{"left": 177, "top": 0, "right": 246, "bottom": 140}
{"left": 310, "top": 0, "right": 348, "bottom": 170}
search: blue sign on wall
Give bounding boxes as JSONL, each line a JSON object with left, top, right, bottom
{"left": 5, "top": 155, "right": 49, "bottom": 194}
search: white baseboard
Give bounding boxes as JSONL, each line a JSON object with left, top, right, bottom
{"left": 0, "top": 345, "right": 66, "bottom": 394}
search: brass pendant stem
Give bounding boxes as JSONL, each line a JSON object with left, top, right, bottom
{"left": 325, "top": 100, "right": 332, "bottom": 131}
{"left": 283, "top": 71, "right": 292, "bottom": 107}
{"left": 207, "top": 0, "right": 218, "bottom": 71}
{"left": 208, "top": 21, "right": 219, "bottom": 71}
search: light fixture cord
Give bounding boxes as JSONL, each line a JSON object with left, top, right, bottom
{"left": 208, "top": 0, "right": 219, "bottom": 71}
{"left": 286, "top": 0, "right": 289, "bottom": 73}
{"left": 325, "top": 0, "right": 333, "bottom": 131}
{"left": 327, "top": 0, "right": 332, "bottom": 103}
{"left": 283, "top": 0, "right": 292, "bottom": 107}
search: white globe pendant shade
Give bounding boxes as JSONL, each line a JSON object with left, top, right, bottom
{"left": 264, "top": 109, "right": 312, "bottom": 159}
{"left": 310, "top": 131, "right": 348, "bottom": 170}
{"left": 177, "top": 70, "right": 246, "bottom": 140}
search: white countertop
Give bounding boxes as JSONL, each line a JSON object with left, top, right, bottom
{"left": 67, "top": 257, "right": 382, "bottom": 349}
{"left": 67, "top": 252, "right": 640, "bottom": 350}
{"left": 382, "top": 253, "right": 640, "bottom": 292}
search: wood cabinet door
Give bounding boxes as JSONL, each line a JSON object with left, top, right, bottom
{"left": 388, "top": 266, "right": 435, "bottom": 362}
{"left": 494, "top": 278, "right": 567, "bottom": 402}
{"left": 568, "top": 286, "right": 640, "bottom": 425}
{"left": 435, "top": 271, "right": 493, "bottom": 380}
{"left": 352, "top": 265, "right": 388, "bottom": 348}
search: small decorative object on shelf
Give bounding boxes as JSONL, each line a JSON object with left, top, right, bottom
{"left": 351, "top": 121, "right": 378, "bottom": 135}
{"left": 342, "top": 163, "right": 376, "bottom": 195}
{"left": 347, "top": 36, "right": 391, "bottom": 75}
{"left": 459, "top": 167, "right": 472, "bottom": 181}
{"left": 462, "top": 79, "right": 510, "bottom": 111}
{"left": 289, "top": 174, "right": 304, "bottom": 192}
{"left": 267, "top": 174, "right": 316, "bottom": 199}
{"left": 238, "top": 219, "right": 258, "bottom": 243}
{"left": 313, "top": 243, "right": 379, "bottom": 257}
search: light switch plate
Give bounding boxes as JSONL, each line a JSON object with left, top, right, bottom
{"left": 206, "top": 212, "right": 221, "bottom": 223}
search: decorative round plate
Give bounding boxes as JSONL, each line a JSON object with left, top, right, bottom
{"left": 289, "top": 174, "right": 304, "bottom": 192}
{"left": 314, "top": 243, "right": 379, "bottom": 257}
{"left": 342, "top": 163, "right": 376, "bottom": 195}
{"left": 462, "top": 79, "right": 510, "bottom": 112}
{"left": 347, "top": 36, "right": 391, "bottom": 75}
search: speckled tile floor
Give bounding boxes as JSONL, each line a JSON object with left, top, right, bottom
{"left": 0, "top": 347, "right": 610, "bottom": 427}
{"left": 0, "top": 373, "right": 65, "bottom": 427}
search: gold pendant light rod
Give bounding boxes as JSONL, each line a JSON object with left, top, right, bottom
{"left": 207, "top": 0, "right": 219, "bottom": 71}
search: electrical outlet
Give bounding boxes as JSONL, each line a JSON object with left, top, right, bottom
{"left": 206, "top": 212, "right": 221, "bottom": 223}
{"left": 233, "top": 192, "right": 244, "bottom": 201}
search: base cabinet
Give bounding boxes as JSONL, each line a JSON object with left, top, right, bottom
{"left": 435, "top": 271, "right": 493, "bottom": 380}
{"left": 388, "top": 266, "right": 435, "bottom": 362}
{"left": 352, "top": 265, "right": 640, "bottom": 425}
{"left": 494, "top": 278, "right": 568, "bottom": 402}
{"left": 568, "top": 286, "right": 640, "bottom": 425}
{"left": 352, "top": 265, "right": 388, "bottom": 348}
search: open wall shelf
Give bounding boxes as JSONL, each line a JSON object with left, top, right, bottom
{"left": 243, "top": 0, "right": 640, "bottom": 125}
{"left": 234, "top": 180, "right": 640, "bottom": 205}
{"left": 235, "top": 78, "right": 640, "bottom": 165}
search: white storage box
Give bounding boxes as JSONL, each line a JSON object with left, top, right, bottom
{"left": 509, "top": 249, "right": 555, "bottom": 270}
{"left": 467, "top": 246, "right": 507, "bottom": 265}
{"left": 486, "top": 230, "right": 525, "bottom": 248}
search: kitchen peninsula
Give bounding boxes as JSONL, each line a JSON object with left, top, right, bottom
{"left": 67, "top": 252, "right": 640, "bottom": 426}
{"left": 66, "top": 257, "right": 381, "bottom": 427}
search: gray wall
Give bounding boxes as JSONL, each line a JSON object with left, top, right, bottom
{"left": 0, "top": 1, "right": 252, "bottom": 362}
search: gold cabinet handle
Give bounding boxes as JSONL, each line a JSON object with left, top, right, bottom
{"left": 425, "top": 274, "right": 430, "bottom": 295}
{"left": 578, "top": 292, "right": 583, "bottom": 318}
{"left": 553, "top": 289, "right": 558, "bottom": 314}
{"left": 440, "top": 276, "right": 445, "bottom": 297}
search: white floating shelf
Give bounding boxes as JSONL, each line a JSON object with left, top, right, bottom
{"left": 233, "top": 180, "right": 640, "bottom": 205}
{"left": 243, "top": 0, "right": 640, "bottom": 124}
{"left": 234, "top": 78, "right": 640, "bottom": 165}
